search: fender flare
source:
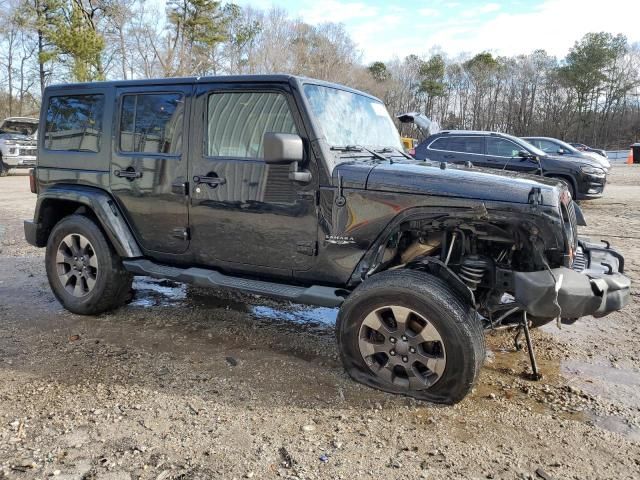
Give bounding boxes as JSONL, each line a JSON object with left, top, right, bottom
{"left": 31, "top": 185, "right": 142, "bottom": 258}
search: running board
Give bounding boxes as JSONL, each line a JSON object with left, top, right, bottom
{"left": 122, "top": 259, "right": 346, "bottom": 308}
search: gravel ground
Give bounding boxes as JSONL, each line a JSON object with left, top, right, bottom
{"left": 1, "top": 168, "right": 639, "bottom": 480}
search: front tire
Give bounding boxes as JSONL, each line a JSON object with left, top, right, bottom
{"left": 337, "top": 270, "right": 485, "bottom": 404}
{"left": 45, "top": 215, "right": 133, "bottom": 315}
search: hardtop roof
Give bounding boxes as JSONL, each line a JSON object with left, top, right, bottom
{"left": 44, "top": 74, "right": 382, "bottom": 102}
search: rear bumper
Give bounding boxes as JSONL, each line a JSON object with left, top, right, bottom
{"left": 513, "top": 239, "right": 630, "bottom": 319}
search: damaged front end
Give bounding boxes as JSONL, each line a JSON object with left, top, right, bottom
{"left": 513, "top": 239, "right": 630, "bottom": 320}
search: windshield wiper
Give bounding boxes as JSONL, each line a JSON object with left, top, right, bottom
{"left": 331, "top": 145, "right": 388, "bottom": 162}
{"left": 375, "top": 146, "right": 413, "bottom": 160}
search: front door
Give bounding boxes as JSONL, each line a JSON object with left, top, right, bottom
{"left": 188, "top": 83, "right": 318, "bottom": 275}
{"left": 110, "top": 86, "right": 192, "bottom": 254}
{"left": 485, "top": 137, "right": 539, "bottom": 173}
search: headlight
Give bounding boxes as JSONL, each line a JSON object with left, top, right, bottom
{"left": 580, "top": 165, "right": 605, "bottom": 175}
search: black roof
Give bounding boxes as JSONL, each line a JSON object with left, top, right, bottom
{"left": 45, "top": 74, "right": 382, "bottom": 102}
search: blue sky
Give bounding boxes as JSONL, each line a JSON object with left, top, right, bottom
{"left": 236, "top": 0, "right": 640, "bottom": 62}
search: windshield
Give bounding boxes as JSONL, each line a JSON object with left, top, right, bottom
{"left": 0, "top": 120, "right": 38, "bottom": 136}
{"left": 303, "top": 84, "right": 403, "bottom": 151}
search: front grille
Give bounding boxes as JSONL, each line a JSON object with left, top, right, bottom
{"left": 18, "top": 148, "right": 36, "bottom": 157}
{"left": 566, "top": 200, "right": 578, "bottom": 251}
{"left": 572, "top": 245, "right": 586, "bottom": 272}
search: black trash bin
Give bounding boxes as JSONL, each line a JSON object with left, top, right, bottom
{"left": 632, "top": 143, "right": 640, "bottom": 164}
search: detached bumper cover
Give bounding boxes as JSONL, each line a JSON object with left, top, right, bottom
{"left": 514, "top": 239, "right": 630, "bottom": 319}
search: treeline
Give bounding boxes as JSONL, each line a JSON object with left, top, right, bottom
{"left": 1, "top": 0, "right": 639, "bottom": 148}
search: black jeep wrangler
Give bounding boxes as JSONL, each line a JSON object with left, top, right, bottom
{"left": 24, "top": 75, "right": 630, "bottom": 404}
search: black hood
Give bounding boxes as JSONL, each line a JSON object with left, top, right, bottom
{"left": 335, "top": 159, "right": 562, "bottom": 207}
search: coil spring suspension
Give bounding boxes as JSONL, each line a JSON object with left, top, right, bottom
{"left": 459, "top": 255, "right": 491, "bottom": 291}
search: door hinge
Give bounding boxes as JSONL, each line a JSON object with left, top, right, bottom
{"left": 172, "top": 227, "right": 190, "bottom": 241}
{"left": 296, "top": 240, "right": 318, "bottom": 256}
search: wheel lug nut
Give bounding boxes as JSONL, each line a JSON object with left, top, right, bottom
{"left": 389, "top": 350, "right": 396, "bottom": 356}
{"left": 402, "top": 356, "right": 408, "bottom": 363}
{"left": 401, "top": 335, "right": 407, "bottom": 341}
{"left": 389, "top": 337, "right": 396, "bottom": 344}
{"left": 410, "top": 347, "right": 416, "bottom": 353}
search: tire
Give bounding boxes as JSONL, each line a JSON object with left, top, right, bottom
{"left": 0, "top": 155, "right": 8, "bottom": 177}
{"left": 337, "top": 269, "right": 485, "bottom": 404}
{"left": 45, "top": 214, "right": 133, "bottom": 315}
{"left": 551, "top": 176, "right": 575, "bottom": 200}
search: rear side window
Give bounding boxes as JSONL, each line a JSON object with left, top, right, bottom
{"left": 448, "top": 136, "right": 483, "bottom": 154}
{"left": 487, "top": 137, "right": 521, "bottom": 157}
{"left": 206, "top": 92, "right": 298, "bottom": 159}
{"left": 44, "top": 94, "right": 105, "bottom": 152}
{"left": 428, "top": 137, "right": 449, "bottom": 150}
{"left": 119, "top": 93, "right": 184, "bottom": 154}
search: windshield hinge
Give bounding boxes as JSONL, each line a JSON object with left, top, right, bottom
{"left": 335, "top": 175, "right": 346, "bottom": 207}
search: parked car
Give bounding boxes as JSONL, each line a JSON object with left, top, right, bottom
{"left": 523, "top": 136, "right": 611, "bottom": 170}
{"left": 24, "top": 76, "right": 630, "bottom": 404}
{"left": 0, "top": 117, "right": 38, "bottom": 176}
{"left": 408, "top": 129, "right": 607, "bottom": 200}
{"left": 570, "top": 142, "right": 608, "bottom": 159}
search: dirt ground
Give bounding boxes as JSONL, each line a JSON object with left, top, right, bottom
{"left": 1, "top": 167, "right": 639, "bottom": 480}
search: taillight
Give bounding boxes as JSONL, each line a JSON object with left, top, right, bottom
{"left": 29, "top": 168, "right": 37, "bottom": 194}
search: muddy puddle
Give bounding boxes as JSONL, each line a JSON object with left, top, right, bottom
{"left": 130, "top": 276, "right": 337, "bottom": 329}
{"left": 129, "top": 276, "right": 640, "bottom": 440}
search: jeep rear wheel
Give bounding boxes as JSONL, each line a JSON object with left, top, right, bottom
{"left": 337, "top": 270, "right": 485, "bottom": 404}
{"left": 46, "top": 215, "right": 133, "bottom": 315}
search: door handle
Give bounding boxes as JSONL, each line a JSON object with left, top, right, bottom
{"left": 443, "top": 154, "right": 454, "bottom": 159}
{"left": 194, "top": 175, "right": 226, "bottom": 187}
{"left": 114, "top": 169, "right": 142, "bottom": 179}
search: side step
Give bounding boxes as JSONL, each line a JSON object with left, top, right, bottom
{"left": 122, "top": 259, "right": 346, "bottom": 308}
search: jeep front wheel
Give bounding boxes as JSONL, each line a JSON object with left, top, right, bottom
{"left": 45, "top": 215, "right": 133, "bottom": 315}
{"left": 337, "top": 270, "right": 485, "bottom": 404}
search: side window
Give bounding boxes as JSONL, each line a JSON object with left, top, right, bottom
{"left": 206, "top": 91, "right": 298, "bottom": 159}
{"left": 538, "top": 140, "right": 558, "bottom": 153}
{"left": 487, "top": 138, "right": 520, "bottom": 157}
{"left": 448, "top": 136, "right": 483, "bottom": 154}
{"left": 428, "top": 137, "right": 449, "bottom": 150}
{"left": 119, "top": 93, "right": 184, "bottom": 154}
{"left": 44, "top": 94, "right": 105, "bottom": 152}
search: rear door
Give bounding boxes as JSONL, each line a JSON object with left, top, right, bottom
{"left": 110, "top": 85, "right": 191, "bottom": 254}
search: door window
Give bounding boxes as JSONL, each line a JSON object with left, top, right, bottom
{"left": 119, "top": 93, "right": 184, "bottom": 154}
{"left": 447, "top": 136, "right": 483, "bottom": 154}
{"left": 487, "top": 138, "right": 521, "bottom": 157}
{"left": 206, "top": 92, "right": 298, "bottom": 159}
{"left": 44, "top": 94, "right": 105, "bottom": 152}
{"left": 428, "top": 137, "right": 449, "bottom": 151}
{"left": 537, "top": 139, "right": 559, "bottom": 154}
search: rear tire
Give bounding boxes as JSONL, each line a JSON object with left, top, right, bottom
{"left": 45, "top": 215, "right": 133, "bottom": 315}
{"left": 0, "top": 155, "right": 8, "bottom": 177}
{"left": 337, "top": 270, "right": 485, "bottom": 404}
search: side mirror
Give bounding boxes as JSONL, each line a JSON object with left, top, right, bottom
{"left": 263, "top": 133, "right": 303, "bottom": 164}
{"left": 517, "top": 150, "right": 533, "bottom": 158}
{"left": 557, "top": 148, "right": 565, "bottom": 155}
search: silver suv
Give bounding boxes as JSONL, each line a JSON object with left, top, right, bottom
{"left": 0, "top": 117, "right": 38, "bottom": 176}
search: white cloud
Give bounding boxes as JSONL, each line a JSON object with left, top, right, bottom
{"left": 421, "top": 0, "right": 640, "bottom": 58}
{"left": 300, "top": 0, "right": 378, "bottom": 24}
{"left": 349, "top": 0, "right": 640, "bottom": 62}
{"left": 418, "top": 7, "right": 439, "bottom": 17}
{"left": 461, "top": 2, "right": 501, "bottom": 17}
